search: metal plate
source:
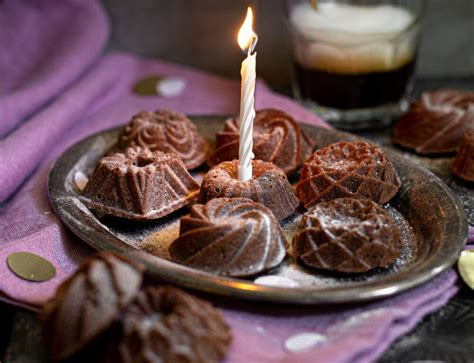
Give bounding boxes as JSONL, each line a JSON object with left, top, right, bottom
{"left": 47, "top": 116, "right": 468, "bottom": 304}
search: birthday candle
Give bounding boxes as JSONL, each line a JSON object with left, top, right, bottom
{"left": 237, "top": 7, "right": 257, "bottom": 182}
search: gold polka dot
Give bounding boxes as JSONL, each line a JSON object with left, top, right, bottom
{"left": 7, "top": 252, "right": 56, "bottom": 282}
{"left": 133, "top": 75, "right": 163, "bottom": 95}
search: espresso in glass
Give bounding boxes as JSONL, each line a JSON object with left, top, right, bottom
{"left": 294, "top": 57, "right": 417, "bottom": 110}
{"left": 288, "top": 1, "right": 422, "bottom": 127}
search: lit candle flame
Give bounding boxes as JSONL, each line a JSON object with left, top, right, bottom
{"left": 238, "top": 7, "right": 257, "bottom": 54}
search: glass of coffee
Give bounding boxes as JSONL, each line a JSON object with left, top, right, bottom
{"left": 287, "top": 0, "right": 424, "bottom": 128}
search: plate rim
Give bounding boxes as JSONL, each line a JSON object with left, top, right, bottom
{"left": 48, "top": 117, "right": 468, "bottom": 305}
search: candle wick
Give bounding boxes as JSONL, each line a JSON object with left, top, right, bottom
{"left": 251, "top": 35, "right": 258, "bottom": 54}
{"left": 245, "top": 35, "right": 258, "bottom": 56}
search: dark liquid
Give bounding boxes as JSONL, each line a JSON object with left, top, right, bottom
{"left": 295, "top": 58, "right": 416, "bottom": 110}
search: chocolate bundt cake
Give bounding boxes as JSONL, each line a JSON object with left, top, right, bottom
{"left": 169, "top": 198, "right": 287, "bottom": 277}
{"left": 209, "top": 109, "right": 314, "bottom": 175}
{"left": 40, "top": 252, "right": 144, "bottom": 360}
{"left": 451, "top": 129, "right": 474, "bottom": 182}
{"left": 296, "top": 141, "right": 400, "bottom": 209}
{"left": 41, "top": 252, "right": 231, "bottom": 363}
{"left": 393, "top": 89, "right": 474, "bottom": 154}
{"left": 118, "top": 109, "right": 209, "bottom": 169}
{"left": 80, "top": 147, "right": 199, "bottom": 220}
{"left": 198, "top": 159, "right": 299, "bottom": 220}
{"left": 292, "top": 198, "right": 402, "bottom": 273}
{"left": 110, "top": 286, "right": 232, "bottom": 363}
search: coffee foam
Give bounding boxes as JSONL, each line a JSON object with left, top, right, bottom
{"left": 290, "top": 3, "right": 417, "bottom": 74}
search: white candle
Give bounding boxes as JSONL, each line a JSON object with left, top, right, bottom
{"left": 237, "top": 7, "right": 257, "bottom": 181}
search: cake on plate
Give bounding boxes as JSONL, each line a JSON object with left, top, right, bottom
{"left": 208, "top": 109, "right": 314, "bottom": 175}
{"left": 296, "top": 141, "right": 400, "bottom": 209}
{"left": 118, "top": 109, "right": 209, "bottom": 169}
{"left": 169, "top": 198, "right": 288, "bottom": 277}
{"left": 292, "top": 198, "right": 402, "bottom": 273}
{"left": 80, "top": 147, "right": 199, "bottom": 220}
{"left": 198, "top": 159, "right": 299, "bottom": 220}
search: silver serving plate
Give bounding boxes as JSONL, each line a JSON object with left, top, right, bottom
{"left": 48, "top": 116, "right": 468, "bottom": 304}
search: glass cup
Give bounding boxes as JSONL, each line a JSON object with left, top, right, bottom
{"left": 286, "top": 0, "right": 425, "bottom": 129}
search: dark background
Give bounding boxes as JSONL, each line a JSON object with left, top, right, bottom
{"left": 102, "top": 0, "right": 474, "bottom": 88}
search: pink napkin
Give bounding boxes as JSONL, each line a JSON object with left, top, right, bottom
{"left": 0, "top": 1, "right": 471, "bottom": 363}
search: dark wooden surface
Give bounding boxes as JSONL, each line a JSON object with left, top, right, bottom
{"left": 1, "top": 76, "right": 473, "bottom": 363}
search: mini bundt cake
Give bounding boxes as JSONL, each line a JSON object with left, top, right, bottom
{"left": 40, "top": 252, "right": 144, "bottom": 360}
{"left": 118, "top": 109, "right": 210, "bottom": 169}
{"left": 169, "top": 198, "right": 288, "bottom": 277}
{"left": 208, "top": 109, "right": 314, "bottom": 175}
{"left": 451, "top": 129, "right": 474, "bottom": 182}
{"left": 80, "top": 147, "right": 200, "bottom": 220}
{"left": 110, "top": 286, "right": 232, "bottom": 363}
{"left": 393, "top": 89, "right": 474, "bottom": 154}
{"left": 198, "top": 159, "right": 299, "bottom": 220}
{"left": 296, "top": 141, "right": 400, "bottom": 209}
{"left": 292, "top": 198, "right": 402, "bottom": 273}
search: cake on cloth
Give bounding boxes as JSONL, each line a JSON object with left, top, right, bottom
{"left": 169, "top": 198, "right": 288, "bottom": 277}
{"left": 118, "top": 109, "right": 210, "bottom": 169}
{"left": 393, "top": 89, "right": 474, "bottom": 154}
{"left": 208, "top": 109, "right": 314, "bottom": 175}
{"left": 198, "top": 159, "right": 299, "bottom": 220}
{"left": 109, "top": 286, "right": 232, "bottom": 363}
{"left": 40, "top": 252, "right": 144, "bottom": 360}
{"left": 40, "top": 252, "right": 232, "bottom": 362}
{"left": 292, "top": 198, "right": 402, "bottom": 273}
{"left": 80, "top": 147, "right": 199, "bottom": 220}
{"left": 296, "top": 141, "right": 400, "bottom": 209}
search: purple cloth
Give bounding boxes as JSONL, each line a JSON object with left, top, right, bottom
{"left": 0, "top": 0, "right": 109, "bottom": 137}
{"left": 0, "top": 2, "right": 472, "bottom": 363}
{"left": 224, "top": 271, "right": 458, "bottom": 363}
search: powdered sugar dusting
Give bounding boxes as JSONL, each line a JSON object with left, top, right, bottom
{"left": 284, "top": 332, "right": 327, "bottom": 353}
